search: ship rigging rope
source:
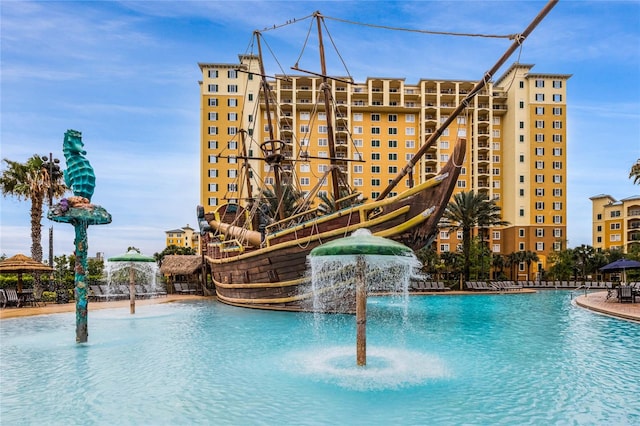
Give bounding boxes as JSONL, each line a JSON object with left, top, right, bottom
{"left": 259, "top": 11, "right": 517, "bottom": 40}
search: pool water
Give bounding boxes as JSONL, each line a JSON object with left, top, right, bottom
{"left": 1, "top": 291, "right": 639, "bottom": 425}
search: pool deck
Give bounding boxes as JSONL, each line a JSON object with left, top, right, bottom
{"left": 2, "top": 290, "right": 638, "bottom": 323}
{"left": 0, "top": 294, "right": 207, "bottom": 320}
{"left": 574, "top": 291, "right": 640, "bottom": 322}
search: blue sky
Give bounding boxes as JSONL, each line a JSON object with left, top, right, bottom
{"left": 1, "top": 0, "right": 639, "bottom": 259}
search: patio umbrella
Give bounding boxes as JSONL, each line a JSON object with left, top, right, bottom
{"left": 599, "top": 258, "right": 640, "bottom": 284}
{"left": 0, "top": 254, "right": 54, "bottom": 292}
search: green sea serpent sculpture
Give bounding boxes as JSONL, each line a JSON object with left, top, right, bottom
{"left": 48, "top": 129, "right": 111, "bottom": 343}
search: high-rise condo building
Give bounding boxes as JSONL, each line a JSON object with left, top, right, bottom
{"left": 198, "top": 57, "right": 570, "bottom": 279}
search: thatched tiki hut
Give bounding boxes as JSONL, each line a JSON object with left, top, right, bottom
{"left": 160, "top": 255, "right": 203, "bottom": 294}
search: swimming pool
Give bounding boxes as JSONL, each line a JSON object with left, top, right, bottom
{"left": 1, "top": 291, "right": 638, "bottom": 425}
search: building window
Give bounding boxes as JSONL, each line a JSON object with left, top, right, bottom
{"left": 536, "top": 228, "right": 544, "bottom": 237}
{"left": 535, "top": 79, "right": 545, "bottom": 88}
{"left": 227, "top": 85, "right": 238, "bottom": 93}
{"left": 388, "top": 140, "right": 398, "bottom": 148}
{"left": 300, "top": 177, "right": 310, "bottom": 186}
{"left": 553, "top": 134, "right": 563, "bottom": 143}
{"left": 519, "top": 229, "right": 525, "bottom": 238}
{"left": 553, "top": 94, "right": 563, "bottom": 102}
{"left": 227, "top": 69, "right": 237, "bottom": 78}
{"left": 553, "top": 107, "right": 562, "bottom": 115}
{"left": 520, "top": 209, "right": 525, "bottom": 217}
{"left": 535, "top": 134, "right": 545, "bottom": 142}
{"left": 535, "top": 107, "right": 545, "bottom": 115}
{"left": 535, "top": 120, "right": 545, "bottom": 129}
{"left": 535, "top": 202, "right": 545, "bottom": 210}
{"left": 371, "top": 113, "right": 380, "bottom": 121}
{"left": 610, "top": 223, "right": 621, "bottom": 230}
{"left": 519, "top": 101, "right": 525, "bottom": 109}
{"left": 611, "top": 211, "right": 621, "bottom": 218}
{"left": 553, "top": 202, "right": 562, "bottom": 210}
{"left": 553, "top": 148, "right": 562, "bottom": 156}
{"left": 228, "top": 99, "right": 237, "bottom": 107}
{"left": 535, "top": 175, "right": 544, "bottom": 183}
{"left": 553, "top": 161, "right": 563, "bottom": 169}
{"left": 208, "top": 98, "right": 218, "bottom": 106}
{"left": 536, "top": 188, "right": 545, "bottom": 196}
{"left": 519, "top": 242, "right": 525, "bottom": 251}
{"left": 536, "top": 215, "right": 544, "bottom": 223}
{"left": 535, "top": 161, "right": 544, "bottom": 169}
{"left": 535, "top": 93, "right": 545, "bottom": 101}
{"left": 208, "top": 84, "right": 218, "bottom": 93}
{"left": 353, "top": 178, "right": 363, "bottom": 187}
{"left": 535, "top": 147, "right": 544, "bottom": 156}
{"left": 371, "top": 165, "right": 380, "bottom": 173}
{"left": 536, "top": 242, "right": 545, "bottom": 251}
{"left": 440, "top": 244, "right": 450, "bottom": 252}
{"left": 388, "top": 153, "right": 397, "bottom": 161}
{"left": 553, "top": 121, "right": 563, "bottom": 129}
{"left": 388, "top": 114, "right": 398, "bottom": 122}
{"left": 388, "top": 127, "right": 398, "bottom": 135}
{"left": 354, "top": 126, "right": 363, "bottom": 134}
{"left": 371, "top": 178, "right": 380, "bottom": 186}
{"left": 553, "top": 188, "right": 563, "bottom": 197}
{"left": 553, "top": 229, "right": 562, "bottom": 238}
{"left": 553, "top": 215, "right": 562, "bottom": 224}
{"left": 553, "top": 80, "right": 563, "bottom": 88}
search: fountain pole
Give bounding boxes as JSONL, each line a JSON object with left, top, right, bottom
{"left": 310, "top": 229, "right": 414, "bottom": 367}
{"left": 129, "top": 266, "right": 136, "bottom": 314}
{"left": 355, "top": 255, "right": 367, "bottom": 366}
{"left": 48, "top": 129, "right": 111, "bottom": 343}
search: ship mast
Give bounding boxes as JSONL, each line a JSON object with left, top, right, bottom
{"left": 255, "top": 31, "right": 286, "bottom": 220}
{"left": 315, "top": 12, "right": 342, "bottom": 200}
{"left": 376, "top": 0, "right": 558, "bottom": 200}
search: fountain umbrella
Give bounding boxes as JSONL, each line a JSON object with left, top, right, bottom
{"left": 599, "top": 258, "right": 640, "bottom": 284}
{"left": 0, "top": 254, "right": 53, "bottom": 293}
{"left": 108, "top": 250, "right": 156, "bottom": 314}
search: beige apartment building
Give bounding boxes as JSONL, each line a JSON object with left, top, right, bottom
{"left": 591, "top": 194, "right": 640, "bottom": 252}
{"left": 165, "top": 224, "right": 200, "bottom": 252}
{"left": 198, "top": 57, "right": 570, "bottom": 277}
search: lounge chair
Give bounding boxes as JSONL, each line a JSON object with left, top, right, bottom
{"left": 3, "top": 288, "right": 22, "bottom": 307}
{"left": 618, "top": 286, "right": 634, "bottom": 303}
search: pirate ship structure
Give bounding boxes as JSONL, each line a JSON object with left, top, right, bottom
{"left": 197, "top": 2, "right": 558, "bottom": 312}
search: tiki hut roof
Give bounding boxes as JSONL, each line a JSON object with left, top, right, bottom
{"left": 0, "top": 254, "right": 53, "bottom": 274}
{"left": 160, "top": 255, "right": 202, "bottom": 275}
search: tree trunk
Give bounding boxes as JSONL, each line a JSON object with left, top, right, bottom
{"left": 30, "top": 196, "right": 44, "bottom": 296}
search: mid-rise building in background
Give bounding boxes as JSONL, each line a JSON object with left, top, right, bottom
{"left": 591, "top": 194, "right": 640, "bottom": 252}
{"left": 165, "top": 224, "right": 199, "bottom": 252}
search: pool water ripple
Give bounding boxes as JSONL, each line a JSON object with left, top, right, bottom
{"left": 1, "top": 292, "right": 639, "bottom": 425}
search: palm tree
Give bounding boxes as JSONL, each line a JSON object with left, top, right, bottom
{"left": 439, "top": 191, "right": 509, "bottom": 282}
{"left": 522, "top": 250, "right": 540, "bottom": 281}
{"left": 630, "top": 159, "right": 640, "bottom": 185}
{"left": 0, "top": 155, "right": 67, "bottom": 291}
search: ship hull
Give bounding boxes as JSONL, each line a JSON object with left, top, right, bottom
{"left": 201, "top": 139, "right": 466, "bottom": 312}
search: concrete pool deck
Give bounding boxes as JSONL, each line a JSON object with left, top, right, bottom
{"left": 0, "top": 294, "right": 207, "bottom": 320}
{"left": 2, "top": 290, "right": 638, "bottom": 323}
{"left": 575, "top": 290, "right": 640, "bottom": 322}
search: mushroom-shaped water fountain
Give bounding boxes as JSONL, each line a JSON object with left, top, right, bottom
{"left": 309, "top": 229, "right": 414, "bottom": 366}
{"left": 107, "top": 249, "right": 156, "bottom": 315}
